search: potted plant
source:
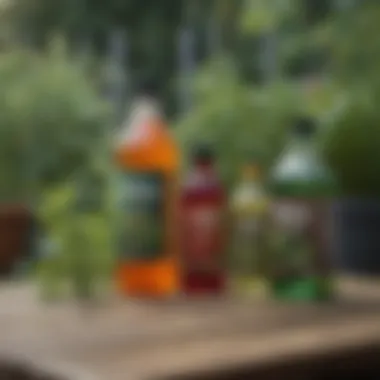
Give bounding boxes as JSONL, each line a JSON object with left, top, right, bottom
{"left": 0, "top": 38, "right": 109, "bottom": 276}
{"left": 324, "top": 88, "right": 380, "bottom": 275}
{"left": 0, "top": 50, "right": 40, "bottom": 275}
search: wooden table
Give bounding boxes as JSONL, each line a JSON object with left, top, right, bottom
{"left": 1, "top": 277, "right": 380, "bottom": 380}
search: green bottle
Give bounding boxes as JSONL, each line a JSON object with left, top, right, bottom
{"left": 269, "top": 117, "right": 335, "bottom": 301}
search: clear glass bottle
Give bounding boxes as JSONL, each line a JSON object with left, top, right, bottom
{"left": 230, "top": 160, "right": 269, "bottom": 297}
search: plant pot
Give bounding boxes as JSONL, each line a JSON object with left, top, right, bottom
{"left": 334, "top": 199, "right": 380, "bottom": 275}
{"left": 0, "top": 203, "right": 33, "bottom": 277}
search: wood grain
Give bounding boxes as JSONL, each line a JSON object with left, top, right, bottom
{"left": 0, "top": 277, "right": 379, "bottom": 380}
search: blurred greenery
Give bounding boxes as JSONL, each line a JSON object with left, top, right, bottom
{"left": 0, "top": 36, "right": 113, "bottom": 292}
{"left": 0, "top": 37, "right": 110, "bottom": 202}
{"left": 174, "top": 57, "right": 346, "bottom": 190}
{"left": 37, "top": 179, "right": 114, "bottom": 300}
{"left": 175, "top": 0, "right": 380, "bottom": 196}
{"left": 316, "top": 2, "right": 380, "bottom": 196}
{"left": 324, "top": 87, "right": 380, "bottom": 197}
{"left": 0, "top": 0, "right": 379, "bottom": 289}
{"left": 8, "top": 0, "right": 333, "bottom": 112}
{"left": 174, "top": 57, "right": 298, "bottom": 187}
{"left": 1, "top": 0, "right": 380, "bottom": 207}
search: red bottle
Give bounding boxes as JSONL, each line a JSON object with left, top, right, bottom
{"left": 180, "top": 144, "right": 226, "bottom": 296}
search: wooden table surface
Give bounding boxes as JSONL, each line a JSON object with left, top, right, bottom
{"left": 0, "top": 277, "right": 380, "bottom": 380}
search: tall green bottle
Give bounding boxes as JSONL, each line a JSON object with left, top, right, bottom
{"left": 269, "top": 117, "right": 335, "bottom": 301}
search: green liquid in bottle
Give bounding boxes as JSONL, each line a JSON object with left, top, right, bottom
{"left": 269, "top": 118, "right": 336, "bottom": 302}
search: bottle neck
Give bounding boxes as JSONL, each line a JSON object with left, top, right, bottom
{"left": 292, "top": 131, "right": 313, "bottom": 142}
{"left": 117, "top": 96, "right": 162, "bottom": 146}
{"left": 194, "top": 160, "right": 214, "bottom": 172}
{"left": 131, "top": 96, "right": 161, "bottom": 118}
{"left": 288, "top": 133, "right": 315, "bottom": 153}
{"left": 240, "top": 165, "right": 261, "bottom": 182}
{"left": 272, "top": 131, "right": 322, "bottom": 182}
{"left": 241, "top": 176, "right": 261, "bottom": 187}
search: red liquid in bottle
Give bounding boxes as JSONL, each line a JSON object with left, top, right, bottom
{"left": 180, "top": 146, "right": 226, "bottom": 296}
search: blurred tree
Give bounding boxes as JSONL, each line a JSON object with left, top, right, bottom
{"left": 239, "top": 0, "right": 336, "bottom": 79}
{"left": 329, "top": 2, "right": 380, "bottom": 86}
{"left": 304, "top": 0, "right": 332, "bottom": 25}
{"left": 10, "top": 0, "right": 184, "bottom": 115}
{"left": 174, "top": 57, "right": 300, "bottom": 187}
{"left": 10, "top": 0, "right": 249, "bottom": 116}
{"left": 0, "top": 38, "right": 109, "bottom": 202}
{"left": 174, "top": 0, "right": 358, "bottom": 188}
{"left": 319, "top": 1, "right": 380, "bottom": 196}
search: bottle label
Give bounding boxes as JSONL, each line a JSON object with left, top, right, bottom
{"left": 237, "top": 216, "right": 260, "bottom": 235}
{"left": 269, "top": 199, "right": 331, "bottom": 281}
{"left": 117, "top": 171, "right": 165, "bottom": 261}
{"left": 233, "top": 215, "right": 261, "bottom": 275}
{"left": 182, "top": 205, "right": 223, "bottom": 272}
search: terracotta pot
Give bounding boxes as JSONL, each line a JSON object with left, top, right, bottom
{"left": 0, "top": 203, "right": 33, "bottom": 276}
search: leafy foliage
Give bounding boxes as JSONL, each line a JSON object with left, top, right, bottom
{"left": 316, "top": 3, "right": 380, "bottom": 196}
{"left": 324, "top": 86, "right": 380, "bottom": 197}
{"left": 0, "top": 38, "right": 109, "bottom": 201}
{"left": 174, "top": 58, "right": 299, "bottom": 187}
{"left": 239, "top": 0, "right": 380, "bottom": 196}
{"left": 240, "top": 0, "right": 297, "bottom": 35}
{"left": 37, "top": 180, "right": 115, "bottom": 300}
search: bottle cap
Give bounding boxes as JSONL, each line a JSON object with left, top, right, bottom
{"left": 244, "top": 150, "right": 263, "bottom": 165}
{"left": 192, "top": 143, "right": 214, "bottom": 163}
{"left": 136, "top": 76, "right": 160, "bottom": 98}
{"left": 242, "top": 162, "right": 261, "bottom": 179}
{"left": 294, "top": 117, "right": 316, "bottom": 137}
{"left": 118, "top": 79, "right": 162, "bottom": 147}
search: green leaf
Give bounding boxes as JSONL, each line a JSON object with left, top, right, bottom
{"left": 241, "top": 1, "right": 278, "bottom": 34}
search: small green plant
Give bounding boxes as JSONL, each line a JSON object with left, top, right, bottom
{"left": 0, "top": 36, "right": 117, "bottom": 298}
{"left": 37, "top": 169, "right": 115, "bottom": 301}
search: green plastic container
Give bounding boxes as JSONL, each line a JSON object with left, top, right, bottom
{"left": 269, "top": 117, "right": 336, "bottom": 302}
